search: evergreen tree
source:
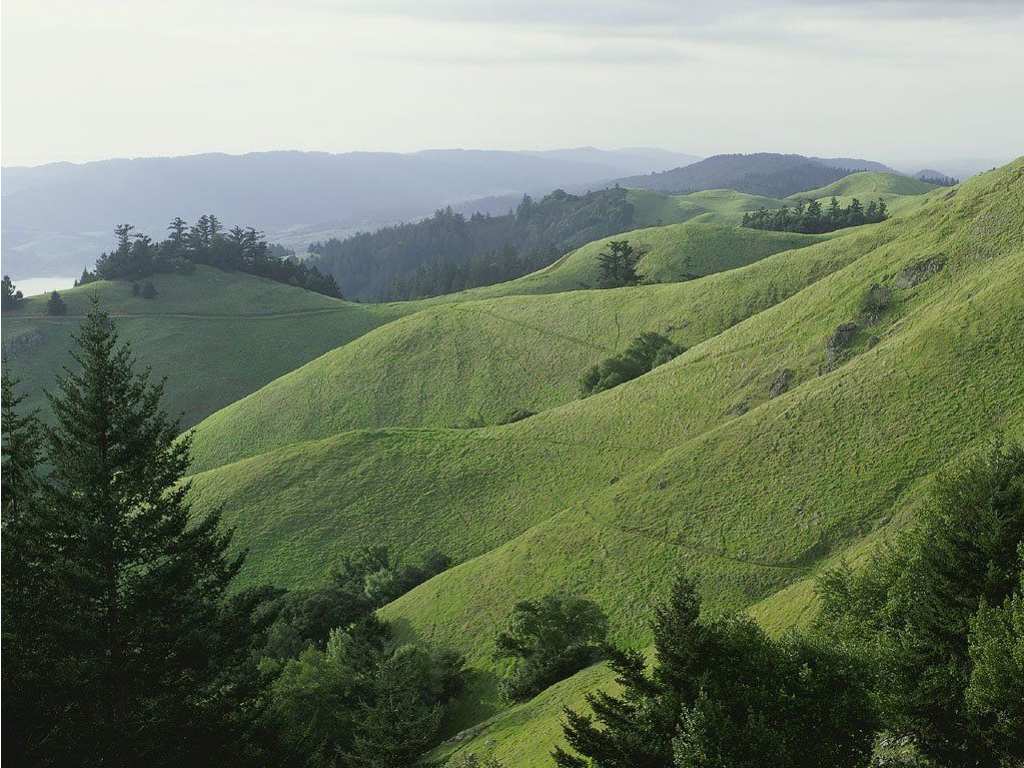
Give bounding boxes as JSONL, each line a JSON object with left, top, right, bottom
{"left": 847, "top": 198, "right": 866, "bottom": 226}
{"left": 141, "top": 281, "right": 158, "bottom": 299}
{"left": 1, "top": 373, "right": 68, "bottom": 764}
{"left": 556, "top": 576, "right": 874, "bottom": 768}
{"left": 47, "top": 290, "right": 68, "bottom": 316}
{"left": 2, "top": 275, "right": 24, "bottom": 310}
{"left": 597, "top": 240, "right": 641, "bottom": 289}
{"left": 827, "top": 196, "right": 842, "bottom": 227}
{"left": 36, "top": 301, "right": 265, "bottom": 766}
{"left": 167, "top": 216, "right": 188, "bottom": 247}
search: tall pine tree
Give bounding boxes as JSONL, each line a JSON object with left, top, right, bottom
{"left": 1, "top": 372, "right": 72, "bottom": 765}
{"left": 32, "top": 300, "right": 266, "bottom": 766}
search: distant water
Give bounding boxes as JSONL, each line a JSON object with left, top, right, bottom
{"left": 13, "top": 276, "right": 78, "bottom": 296}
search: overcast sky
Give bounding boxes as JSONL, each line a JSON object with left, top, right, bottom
{"left": 2, "top": 0, "right": 1022, "bottom": 168}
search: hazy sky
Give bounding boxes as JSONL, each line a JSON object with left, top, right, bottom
{"left": 2, "top": 0, "right": 1022, "bottom": 168}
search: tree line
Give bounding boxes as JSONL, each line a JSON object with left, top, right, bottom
{"left": 1, "top": 304, "right": 464, "bottom": 767}
{"left": 742, "top": 196, "right": 889, "bottom": 234}
{"left": 306, "top": 188, "right": 636, "bottom": 301}
{"left": 76, "top": 216, "right": 341, "bottom": 298}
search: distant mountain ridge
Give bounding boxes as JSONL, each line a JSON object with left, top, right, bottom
{"left": 0, "top": 148, "right": 698, "bottom": 279}
{"left": 615, "top": 152, "right": 894, "bottom": 198}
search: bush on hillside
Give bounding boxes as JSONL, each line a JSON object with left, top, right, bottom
{"left": 581, "top": 332, "right": 685, "bottom": 397}
{"left": 140, "top": 281, "right": 158, "bottom": 299}
{"left": 261, "top": 546, "right": 452, "bottom": 660}
{"left": 494, "top": 594, "right": 608, "bottom": 702}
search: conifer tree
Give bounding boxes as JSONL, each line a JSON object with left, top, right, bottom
{"left": 38, "top": 300, "right": 261, "bottom": 766}
{"left": 1, "top": 373, "right": 68, "bottom": 763}
{"left": 47, "top": 290, "right": 68, "bottom": 316}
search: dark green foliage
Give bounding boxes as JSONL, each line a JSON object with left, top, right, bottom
{"left": 581, "top": 332, "right": 684, "bottom": 397}
{"left": 46, "top": 291, "right": 68, "bottom": 316}
{"left": 555, "top": 577, "right": 876, "bottom": 768}
{"left": 261, "top": 546, "right": 450, "bottom": 660}
{"left": 3, "top": 302, "right": 274, "bottom": 766}
{"left": 596, "top": 240, "right": 642, "bottom": 289}
{"left": 2, "top": 275, "right": 24, "bottom": 310}
{"left": 742, "top": 196, "right": 888, "bottom": 234}
{"left": 1, "top": 373, "right": 65, "bottom": 763}
{"left": 494, "top": 594, "right": 608, "bottom": 702}
{"left": 816, "top": 440, "right": 1024, "bottom": 767}
{"left": 83, "top": 216, "right": 341, "bottom": 298}
{"left": 270, "top": 621, "right": 464, "bottom": 768}
{"left": 140, "top": 280, "right": 158, "bottom": 299}
{"left": 307, "top": 188, "right": 635, "bottom": 301}
{"left": 966, "top": 553, "right": 1024, "bottom": 759}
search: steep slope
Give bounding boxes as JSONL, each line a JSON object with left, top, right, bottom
{"left": 1, "top": 267, "right": 410, "bottom": 427}
{"left": 187, "top": 227, "right": 877, "bottom": 473}
{"left": 183, "top": 159, "right": 1024, "bottom": 759}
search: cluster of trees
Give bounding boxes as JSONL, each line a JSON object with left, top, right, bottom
{"left": 493, "top": 595, "right": 608, "bottom": 702}
{"left": 1, "top": 305, "right": 461, "bottom": 767}
{"left": 742, "top": 196, "right": 889, "bottom": 234}
{"left": 76, "top": 217, "right": 341, "bottom": 297}
{"left": 2, "top": 275, "right": 25, "bottom": 310}
{"left": 581, "top": 332, "right": 685, "bottom": 397}
{"left": 917, "top": 173, "right": 959, "bottom": 186}
{"left": 550, "top": 441, "right": 1024, "bottom": 768}
{"left": 307, "top": 188, "right": 636, "bottom": 301}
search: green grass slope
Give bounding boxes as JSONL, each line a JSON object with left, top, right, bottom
{"left": 183, "top": 159, "right": 1023, "bottom": 762}
{"left": 790, "top": 170, "right": 942, "bottom": 216}
{"left": 627, "top": 188, "right": 790, "bottom": 227}
{"left": 1, "top": 267, "right": 410, "bottom": 427}
{"left": 792, "top": 170, "right": 938, "bottom": 200}
{"left": 423, "top": 222, "right": 828, "bottom": 304}
{"left": 187, "top": 227, "right": 883, "bottom": 473}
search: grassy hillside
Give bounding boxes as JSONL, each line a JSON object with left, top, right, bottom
{"left": 627, "top": 188, "right": 790, "bottom": 227}
{"left": 1, "top": 267, "right": 410, "bottom": 427}
{"left": 187, "top": 226, "right": 882, "bottom": 473}
{"left": 790, "top": 170, "right": 942, "bottom": 215}
{"left": 792, "top": 170, "right": 938, "bottom": 200}
{"left": 182, "top": 159, "right": 1024, "bottom": 761}
{"left": 419, "top": 221, "right": 828, "bottom": 303}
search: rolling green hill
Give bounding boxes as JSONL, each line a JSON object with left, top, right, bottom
{"left": 0, "top": 267, "right": 411, "bottom": 428}
{"left": 418, "top": 221, "right": 829, "bottom": 303}
{"left": 626, "top": 188, "right": 791, "bottom": 227}
{"left": 187, "top": 226, "right": 882, "bottom": 473}
{"left": 181, "top": 159, "right": 1024, "bottom": 762}
{"left": 790, "top": 170, "right": 942, "bottom": 215}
